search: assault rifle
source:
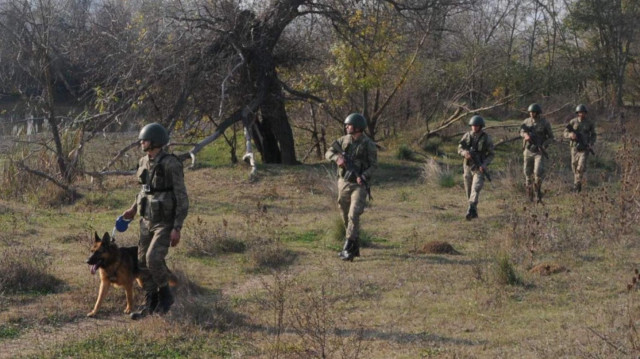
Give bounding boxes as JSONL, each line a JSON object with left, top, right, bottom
{"left": 521, "top": 125, "right": 549, "bottom": 159}
{"left": 565, "top": 124, "right": 595, "bottom": 155}
{"left": 468, "top": 148, "right": 491, "bottom": 182}
{"left": 331, "top": 142, "right": 372, "bottom": 200}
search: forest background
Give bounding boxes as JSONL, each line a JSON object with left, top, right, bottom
{"left": 1, "top": 0, "right": 640, "bottom": 358}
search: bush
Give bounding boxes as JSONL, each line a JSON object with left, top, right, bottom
{"left": 396, "top": 144, "right": 415, "bottom": 161}
{"left": 421, "top": 158, "right": 456, "bottom": 188}
{"left": 0, "top": 246, "right": 62, "bottom": 294}
{"left": 494, "top": 253, "right": 523, "bottom": 286}
{"left": 184, "top": 217, "right": 245, "bottom": 257}
{"left": 421, "top": 136, "right": 443, "bottom": 155}
{"left": 249, "top": 242, "right": 297, "bottom": 270}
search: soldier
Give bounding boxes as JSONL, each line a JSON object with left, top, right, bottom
{"left": 121, "top": 123, "right": 189, "bottom": 319}
{"left": 520, "top": 103, "right": 554, "bottom": 202}
{"left": 458, "top": 115, "right": 495, "bottom": 220}
{"left": 563, "top": 104, "right": 596, "bottom": 192}
{"left": 325, "top": 113, "right": 377, "bottom": 261}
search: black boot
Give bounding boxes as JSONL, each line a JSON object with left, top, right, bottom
{"left": 465, "top": 204, "right": 478, "bottom": 220}
{"left": 352, "top": 239, "right": 360, "bottom": 257}
{"left": 534, "top": 183, "right": 543, "bottom": 203}
{"left": 526, "top": 185, "right": 534, "bottom": 202}
{"left": 339, "top": 240, "right": 356, "bottom": 261}
{"left": 130, "top": 290, "right": 157, "bottom": 320}
{"left": 572, "top": 183, "right": 582, "bottom": 193}
{"left": 156, "top": 285, "right": 174, "bottom": 315}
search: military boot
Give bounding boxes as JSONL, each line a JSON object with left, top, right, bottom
{"left": 130, "top": 290, "right": 158, "bottom": 320}
{"left": 352, "top": 239, "right": 360, "bottom": 258}
{"left": 339, "top": 239, "right": 356, "bottom": 261}
{"left": 534, "top": 183, "right": 543, "bottom": 203}
{"left": 572, "top": 183, "right": 582, "bottom": 193}
{"left": 466, "top": 203, "right": 478, "bottom": 220}
{"left": 156, "top": 285, "right": 174, "bottom": 315}
{"left": 526, "top": 185, "right": 534, "bottom": 202}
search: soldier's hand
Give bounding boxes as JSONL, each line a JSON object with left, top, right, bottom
{"left": 570, "top": 133, "right": 577, "bottom": 140}
{"left": 356, "top": 176, "right": 364, "bottom": 185}
{"left": 123, "top": 206, "right": 136, "bottom": 220}
{"left": 170, "top": 229, "right": 181, "bottom": 247}
{"left": 523, "top": 133, "right": 531, "bottom": 141}
{"left": 479, "top": 166, "right": 485, "bottom": 173}
{"left": 336, "top": 156, "right": 346, "bottom": 168}
{"left": 464, "top": 151, "right": 471, "bottom": 160}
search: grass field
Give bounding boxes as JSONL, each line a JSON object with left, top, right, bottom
{"left": 1, "top": 119, "right": 640, "bottom": 358}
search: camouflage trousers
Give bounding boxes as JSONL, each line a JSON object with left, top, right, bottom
{"left": 138, "top": 219, "right": 172, "bottom": 292}
{"left": 571, "top": 147, "right": 589, "bottom": 185}
{"left": 523, "top": 149, "right": 545, "bottom": 187}
{"left": 337, "top": 178, "right": 367, "bottom": 241}
{"left": 463, "top": 164, "right": 485, "bottom": 205}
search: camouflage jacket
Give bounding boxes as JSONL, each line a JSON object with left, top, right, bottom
{"left": 136, "top": 150, "right": 189, "bottom": 229}
{"left": 563, "top": 117, "right": 596, "bottom": 150}
{"left": 520, "top": 116, "right": 554, "bottom": 152}
{"left": 458, "top": 130, "right": 495, "bottom": 169}
{"left": 325, "top": 134, "right": 378, "bottom": 181}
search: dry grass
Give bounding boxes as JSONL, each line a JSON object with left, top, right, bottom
{"left": 1, "top": 125, "right": 640, "bottom": 358}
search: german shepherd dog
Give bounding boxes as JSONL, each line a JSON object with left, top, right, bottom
{"left": 86, "top": 232, "right": 141, "bottom": 317}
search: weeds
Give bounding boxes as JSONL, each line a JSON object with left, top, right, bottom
{"left": 420, "top": 158, "right": 456, "bottom": 188}
{"left": 184, "top": 216, "right": 245, "bottom": 257}
{"left": 0, "top": 245, "right": 62, "bottom": 294}
{"left": 493, "top": 252, "right": 522, "bottom": 286}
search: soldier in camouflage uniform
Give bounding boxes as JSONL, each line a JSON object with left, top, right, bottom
{"left": 122, "top": 123, "right": 189, "bottom": 319}
{"left": 563, "top": 104, "right": 596, "bottom": 192}
{"left": 325, "top": 113, "right": 377, "bottom": 261}
{"left": 520, "top": 103, "right": 554, "bottom": 202}
{"left": 458, "top": 115, "right": 495, "bottom": 220}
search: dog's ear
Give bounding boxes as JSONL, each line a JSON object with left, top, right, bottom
{"left": 94, "top": 231, "right": 101, "bottom": 242}
{"left": 102, "top": 232, "right": 111, "bottom": 243}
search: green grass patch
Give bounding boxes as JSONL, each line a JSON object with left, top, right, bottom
{"left": 283, "top": 230, "right": 321, "bottom": 243}
{"left": 0, "top": 325, "right": 20, "bottom": 339}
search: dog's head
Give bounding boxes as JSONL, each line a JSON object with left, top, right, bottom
{"left": 86, "top": 232, "right": 114, "bottom": 275}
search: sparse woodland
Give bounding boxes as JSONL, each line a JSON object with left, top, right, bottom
{"left": 1, "top": 0, "right": 640, "bottom": 358}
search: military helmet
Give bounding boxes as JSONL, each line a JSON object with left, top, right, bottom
{"left": 138, "top": 122, "right": 169, "bottom": 148}
{"left": 468, "top": 115, "right": 485, "bottom": 127}
{"left": 575, "top": 104, "right": 588, "bottom": 113}
{"left": 344, "top": 113, "right": 367, "bottom": 130}
{"left": 527, "top": 103, "right": 542, "bottom": 113}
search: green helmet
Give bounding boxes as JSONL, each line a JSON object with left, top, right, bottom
{"left": 575, "top": 104, "right": 588, "bottom": 113}
{"left": 527, "top": 103, "right": 542, "bottom": 113}
{"left": 138, "top": 122, "right": 169, "bottom": 148}
{"left": 344, "top": 113, "right": 367, "bottom": 130}
{"left": 469, "top": 115, "right": 485, "bottom": 127}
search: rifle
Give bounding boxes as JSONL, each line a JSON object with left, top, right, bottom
{"left": 331, "top": 142, "right": 372, "bottom": 200}
{"left": 521, "top": 125, "right": 549, "bottom": 159}
{"left": 565, "top": 124, "right": 595, "bottom": 155}
{"left": 468, "top": 148, "right": 491, "bottom": 182}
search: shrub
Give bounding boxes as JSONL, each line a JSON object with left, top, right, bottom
{"left": 421, "top": 158, "right": 456, "bottom": 188}
{"left": 494, "top": 253, "right": 523, "bottom": 286}
{"left": 396, "top": 144, "right": 414, "bottom": 161}
{"left": 0, "top": 246, "right": 62, "bottom": 294}
{"left": 184, "top": 217, "right": 245, "bottom": 257}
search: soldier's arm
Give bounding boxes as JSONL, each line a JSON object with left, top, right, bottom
{"left": 563, "top": 120, "right": 574, "bottom": 139}
{"left": 168, "top": 158, "right": 189, "bottom": 230}
{"left": 482, "top": 135, "right": 495, "bottom": 167}
{"left": 589, "top": 122, "right": 597, "bottom": 145}
{"left": 361, "top": 141, "right": 378, "bottom": 179}
{"left": 544, "top": 120, "right": 554, "bottom": 143}
{"left": 458, "top": 133, "right": 470, "bottom": 157}
{"left": 325, "top": 139, "right": 343, "bottom": 162}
